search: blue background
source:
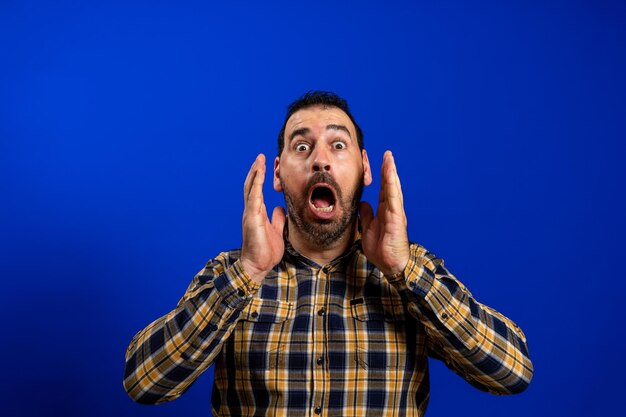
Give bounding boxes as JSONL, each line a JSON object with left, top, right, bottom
{"left": 1, "top": 1, "right": 625, "bottom": 416}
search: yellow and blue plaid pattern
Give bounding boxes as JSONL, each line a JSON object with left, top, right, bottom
{"left": 124, "top": 240, "right": 533, "bottom": 416}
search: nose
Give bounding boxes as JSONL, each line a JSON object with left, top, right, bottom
{"left": 312, "top": 146, "right": 331, "bottom": 172}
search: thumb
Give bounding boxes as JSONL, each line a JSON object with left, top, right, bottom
{"left": 359, "top": 201, "right": 374, "bottom": 232}
{"left": 271, "top": 206, "right": 287, "bottom": 235}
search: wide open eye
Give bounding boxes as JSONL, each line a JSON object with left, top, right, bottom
{"left": 295, "top": 143, "right": 310, "bottom": 152}
{"left": 332, "top": 141, "right": 346, "bottom": 150}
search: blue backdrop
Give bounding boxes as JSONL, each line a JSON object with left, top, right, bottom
{"left": 2, "top": 1, "right": 625, "bottom": 416}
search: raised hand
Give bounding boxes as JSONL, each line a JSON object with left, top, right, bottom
{"left": 360, "top": 151, "right": 410, "bottom": 277}
{"left": 239, "top": 154, "right": 287, "bottom": 284}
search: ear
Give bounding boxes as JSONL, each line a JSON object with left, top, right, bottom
{"left": 362, "top": 149, "right": 372, "bottom": 186}
{"left": 273, "top": 156, "right": 282, "bottom": 191}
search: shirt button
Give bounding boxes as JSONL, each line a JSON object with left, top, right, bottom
{"left": 237, "top": 288, "right": 245, "bottom": 297}
{"left": 441, "top": 313, "right": 449, "bottom": 320}
{"left": 251, "top": 311, "right": 258, "bottom": 318}
{"left": 317, "top": 309, "right": 326, "bottom": 316}
{"left": 409, "top": 281, "right": 416, "bottom": 288}
{"left": 314, "top": 406, "right": 322, "bottom": 414}
{"left": 316, "top": 356, "right": 324, "bottom": 365}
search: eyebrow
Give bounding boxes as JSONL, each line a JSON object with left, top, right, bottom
{"left": 289, "top": 128, "right": 310, "bottom": 143}
{"left": 326, "top": 124, "right": 352, "bottom": 138}
{"left": 288, "top": 124, "right": 352, "bottom": 143}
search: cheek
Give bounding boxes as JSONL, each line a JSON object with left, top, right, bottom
{"left": 278, "top": 164, "right": 307, "bottom": 190}
{"left": 338, "top": 156, "right": 364, "bottom": 180}
{"left": 281, "top": 159, "right": 311, "bottom": 181}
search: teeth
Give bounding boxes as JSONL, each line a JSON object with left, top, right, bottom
{"left": 314, "top": 205, "right": 334, "bottom": 213}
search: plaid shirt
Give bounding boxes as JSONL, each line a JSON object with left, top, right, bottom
{"left": 124, "top": 238, "right": 533, "bottom": 416}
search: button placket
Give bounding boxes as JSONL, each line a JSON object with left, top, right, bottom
{"left": 311, "top": 267, "right": 328, "bottom": 417}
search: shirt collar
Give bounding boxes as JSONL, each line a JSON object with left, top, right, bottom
{"left": 283, "top": 218, "right": 363, "bottom": 269}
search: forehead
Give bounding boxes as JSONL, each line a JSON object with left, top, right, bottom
{"left": 285, "top": 105, "right": 356, "bottom": 137}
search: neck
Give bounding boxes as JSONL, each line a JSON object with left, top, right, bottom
{"left": 287, "top": 220, "right": 358, "bottom": 266}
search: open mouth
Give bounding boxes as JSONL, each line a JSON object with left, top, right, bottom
{"left": 309, "top": 184, "right": 337, "bottom": 213}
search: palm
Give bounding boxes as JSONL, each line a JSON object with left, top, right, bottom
{"left": 243, "top": 205, "right": 285, "bottom": 274}
{"left": 360, "top": 151, "right": 409, "bottom": 277}
{"left": 240, "top": 154, "right": 286, "bottom": 283}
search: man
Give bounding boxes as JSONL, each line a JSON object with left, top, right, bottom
{"left": 123, "top": 91, "right": 533, "bottom": 416}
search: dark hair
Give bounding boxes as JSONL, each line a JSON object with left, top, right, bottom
{"left": 277, "top": 91, "right": 364, "bottom": 155}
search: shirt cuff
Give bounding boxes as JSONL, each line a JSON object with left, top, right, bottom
{"left": 212, "top": 258, "right": 262, "bottom": 309}
{"left": 387, "top": 244, "right": 435, "bottom": 299}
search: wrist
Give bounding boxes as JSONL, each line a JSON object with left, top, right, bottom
{"left": 239, "top": 257, "right": 269, "bottom": 284}
{"left": 382, "top": 257, "right": 409, "bottom": 279}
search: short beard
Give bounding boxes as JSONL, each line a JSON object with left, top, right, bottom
{"left": 282, "top": 173, "right": 364, "bottom": 249}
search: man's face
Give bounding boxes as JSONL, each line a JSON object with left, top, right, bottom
{"left": 274, "top": 105, "right": 372, "bottom": 247}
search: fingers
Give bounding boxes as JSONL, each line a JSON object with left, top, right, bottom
{"left": 377, "top": 152, "right": 390, "bottom": 210}
{"left": 381, "top": 150, "right": 404, "bottom": 216}
{"left": 243, "top": 154, "right": 266, "bottom": 213}
{"left": 385, "top": 150, "right": 404, "bottom": 204}
{"left": 243, "top": 154, "right": 260, "bottom": 200}
{"left": 359, "top": 201, "right": 374, "bottom": 232}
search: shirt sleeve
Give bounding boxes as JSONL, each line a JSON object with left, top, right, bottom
{"left": 122, "top": 252, "right": 261, "bottom": 404}
{"left": 387, "top": 243, "right": 534, "bottom": 395}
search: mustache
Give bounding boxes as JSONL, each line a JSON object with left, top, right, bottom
{"left": 305, "top": 172, "right": 342, "bottom": 198}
